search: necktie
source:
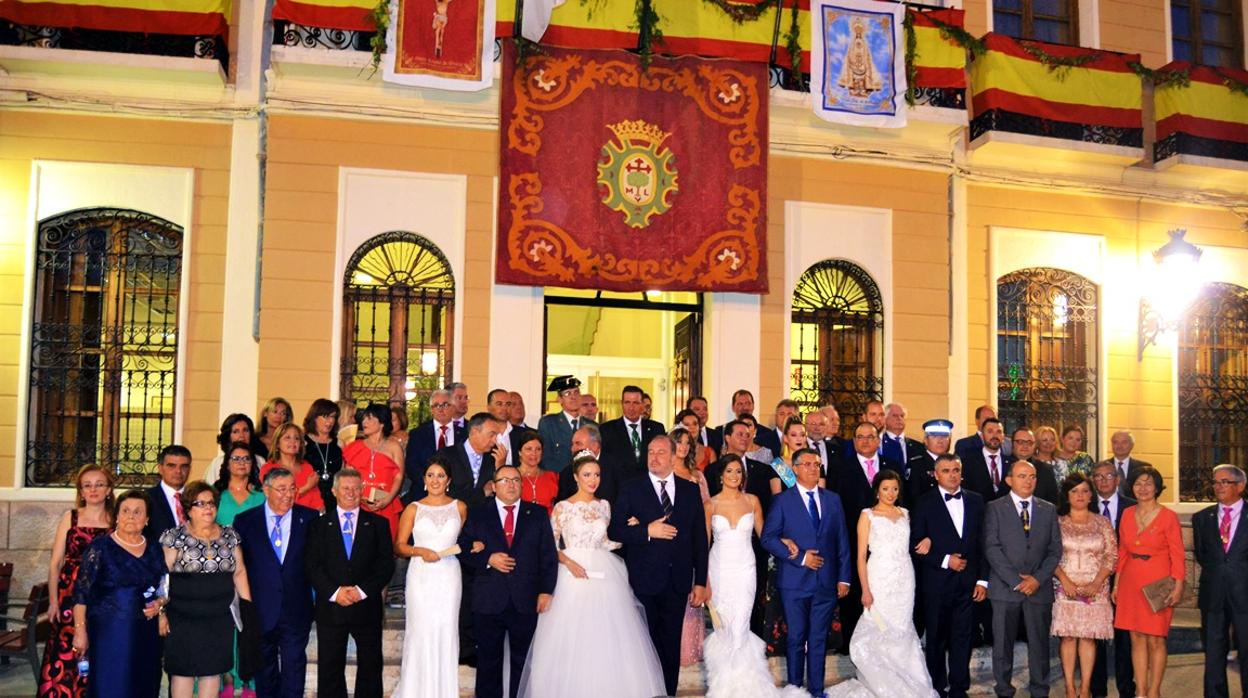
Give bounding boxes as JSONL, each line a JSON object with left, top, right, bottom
{"left": 945, "top": 491, "right": 962, "bottom": 501}
{"left": 1222, "top": 506, "right": 1233, "bottom": 552}
{"left": 630, "top": 423, "right": 641, "bottom": 458}
{"left": 342, "top": 512, "right": 355, "bottom": 559}
{"left": 1019, "top": 500, "right": 1030, "bottom": 537}
{"left": 437, "top": 424, "right": 448, "bottom": 450}
{"left": 1102, "top": 499, "right": 1112, "bottom": 519}
{"left": 504, "top": 505, "right": 516, "bottom": 547}
{"left": 173, "top": 492, "right": 185, "bottom": 525}
{"left": 570, "top": 417, "right": 578, "bottom": 432}
{"left": 659, "top": 479, "right": 673, "bottom": 519}
{"left": 883, "top": 434, "right": 903, "bottom": 465}
{"left": 806, "top": 490, "right": 821, "bottom": 529}
{"left": 989, "top": 454, "right": 1000, "bottom": 488}
{"left": 864, "top": 458, "right": 877, "bottom": 483}
{"left": 270, "top": 515, "right": 283, "bottom": 560}
{"left": 1117, "top": 460, "right": 1127, "bottom": 479}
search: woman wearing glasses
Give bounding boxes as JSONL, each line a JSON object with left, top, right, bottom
{"left": 159, "top": 481, "right": 253, "bottom": 698}
{"left": 213, "top": 443, "right": 265, "bottom": 698}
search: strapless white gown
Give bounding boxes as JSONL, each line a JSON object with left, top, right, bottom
{"left": 703, "top": 513, "right": 807, "bottom": 698}
{"left": 826, "top": 509, "right": 938, "bottom": 698}
{"left": 393, "top": 502, "right": 461, "bottom": 698}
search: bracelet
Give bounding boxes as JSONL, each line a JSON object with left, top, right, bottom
{"left": 74, "top": 622, "right": 85, "bottom": 628}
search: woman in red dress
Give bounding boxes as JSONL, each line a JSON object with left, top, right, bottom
{"left": 343, "top": 403, "right": 405, "bottom": 540}
{"left": 260, "top": 422, "right": 325, "bottom": 512}
{"left": 39, "top": 465, "right": 113, "bottom": 697}
{"left": 514, "top": 430, "right": 558, "bottom": 514}
{"left": 1113, "top": 466, "right": 1185, "bottom": 698}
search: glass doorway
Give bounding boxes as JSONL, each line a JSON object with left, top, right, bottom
{"left": 543, "top": 289, "right": 703, "bottom": 426}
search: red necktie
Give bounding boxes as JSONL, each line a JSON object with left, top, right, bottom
{"left": 504, "top": 505, "right": 516, "bottom": 547}
{"left": 174, "top": 493, "right": 185, "bottom": 525}
{"left": 989, "top": 454, "right": 1000, "bottom": 488}
{"left": 1222, "top": 506, "right": 1233, "bottom": 552}
{"left": 437, "top": 424, "right": 448, "bottom": 450}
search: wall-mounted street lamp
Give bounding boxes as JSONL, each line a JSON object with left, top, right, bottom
{"left": 1138, "top": 229, "right": 1203, "bottom": 360}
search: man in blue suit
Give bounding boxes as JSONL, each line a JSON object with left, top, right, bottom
{"left": 233, "top": 467, "right": 318, "bottom": 698}
{"left": 762, "top": 447, "right": 852, "bottom": 696}
{"left": 609, "top": 433, "right": 710, "bottom": 697}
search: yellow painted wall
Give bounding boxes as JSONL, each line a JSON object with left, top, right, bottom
{"left": 760, "top": 156, "right": 952, "bottom": 428}
{"left": 261, "top": 115, "right": 495, "bottom": 418}
{"left": 0, "top": 111, "right": 231, "bottom": 482}
{"left": 964, "top": 183, "right": 1244, "bottom": 488}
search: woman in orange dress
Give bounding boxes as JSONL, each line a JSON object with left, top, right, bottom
{"left": 260, "top": 422, "right": 325, "bottom": 512}
{"left": 514, "top": 430, "right": 559, "bottom": 514}
{"left": 342, "top": 403, "right": 405, "bottom": 540}
{"left": 1113, "top": 465, "right": 1185, "bottom": 698}
{"left": 676, "top": 409, "right": 714, "bottom": 471}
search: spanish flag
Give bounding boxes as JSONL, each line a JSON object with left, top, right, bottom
{"left": 971, "top": 33, "right": 1142, "bottom": 140}
{"left": 0, "top": 0, "right": 229, "bottom": 35}
{"left": 273, "top": 0, "right": 373, "bottom": 31}
{"left": 909, "top": 8, "right": 966, "bottom": 89}
{"left": 1155, "top": 61, "right": 1248, "bottom": 162}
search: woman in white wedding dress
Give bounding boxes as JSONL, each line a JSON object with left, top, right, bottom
{"left": 703, "top": 455, "right": 808, "bottom": 698}
{"left": 827, "top": 469, "right": 938, "bottom": 698}
{"left": 392, "top": 459, "right": 468, "bottom": 698}
{"left": 517, "top": 454, "right": 666, "bottom": 698}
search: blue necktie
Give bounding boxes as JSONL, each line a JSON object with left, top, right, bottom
{"left": 882, "top": 433, "right": 903, "bottom": 464}
{"left": 270, "top": 515, "right": 284, "bottom": 563}
{"left": 806, "top": 490, "right": 821, "bottom": 529}
{"left": 342, "top": 512, "right": 355, "bottom": 559}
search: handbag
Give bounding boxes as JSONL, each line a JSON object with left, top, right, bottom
{"left": 1141, "top": 576, "right": 1176, "bottom": 613}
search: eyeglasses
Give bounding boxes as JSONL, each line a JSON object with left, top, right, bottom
{"left": 1213, "top": 479, "right": 1242, "bottom": 487}
{"left": 1092, "top": 474, "right": 1118, "bottom": 481}
{"left": 191, "top": 500, "right": 217, "bottom": 509}
{"left": 495, "top": 477, "right": 522, "bottom": 485}
{"left": 228, "top": 455, "right": 252, "bottom": 463}
{"left": 431, "top": 402, "right": 452, "bottom": 409}
{"left": 1013, "top": 439, "right": 1036, "bottom": 445}
{"left": 267, "top": 485, "right": 296, "bottom": 495}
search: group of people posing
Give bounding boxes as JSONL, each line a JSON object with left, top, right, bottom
{"left": 35, "top": 380, "right": 1248, "bottom": 698}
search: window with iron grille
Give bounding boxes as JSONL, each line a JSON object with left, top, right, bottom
{"left": 997, "top": 267, "right": 1099, "bottom": 454}
{"left": 1178, "top": 282, "right": 1248, "bottom": 502}
{"left": 790, "top": 260, "right": 884, "bottom": 438}
{"left": 994, "top": 0, "right": 1078, "bottom": 45}
{"left": 26, "top": 208, "right": 183, "bottom": 487}
{"left": 341, "top": 231, "right": 454, "bottom": 425}
{"left": 1171, "top": 0, "right": 1244, "bottom": 69}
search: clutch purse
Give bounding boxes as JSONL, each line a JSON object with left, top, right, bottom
{"left": 1141, "top": 576, "right": 1176, "bottom": 613}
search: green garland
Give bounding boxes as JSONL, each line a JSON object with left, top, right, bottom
{"left": 902, "top": 11, "right": 982, "bottom": 105}
{"left": 924, "top": 12, "right": 985, "bottom": 57}
{"left": 783, "top": 0, "right": 801, "bottom": 82}
{"left": 903, "top": 11, "right": 917, "bottom": 105}
{"left": 1017, "top": 40, "right": 1097, "bottom": 80}
{"left": 702, "top": 0, "right": 772, "bottom": 23}
{"left": 368, "top": 0, "right": 390, "bottom": 74}
{"left": 1127, "top": 60, "right": 1248, "bottom": 96}
{"left": 634, "top": 0, "right": 663, "bottom": 68}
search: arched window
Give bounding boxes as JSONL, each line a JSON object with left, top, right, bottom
{"left": 790, "top": 260, "right": 884, "bottom": 437}
{"left": 27, "top": 208, "right": 183, "bottom": 487}
{"left": 341, "top": 232, "right": 454, "bottom": 422}
{"left": 1178, "top": 282, "right": 1248, "bottom": 501}
{"left": 997, "top": 267, "right": 1099, "bottom": 453}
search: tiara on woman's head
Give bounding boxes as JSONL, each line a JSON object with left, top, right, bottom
{"left": 572, "top": 449, "right": 597, "bottom": 461}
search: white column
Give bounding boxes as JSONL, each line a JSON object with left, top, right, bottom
{"left": 218, "top": 120, "right": 262, "bottom": 418}
{"left": 947, "top": 172, "right": 969, "bottom": 426}
{"left": 704, "top": 293, "right": 761, "bottom": 423}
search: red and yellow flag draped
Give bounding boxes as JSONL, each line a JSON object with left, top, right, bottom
{"left": 273, "top": 0, "right": 372, "bottom": 31}
{"left": 0, "top": 0, "right": 228, "bottom": 35}
{"left": 496, "top": 43, "right": 769, "bottom": 293}
{"left": 909, "top": 9, "right": 966, "bottom": 89}
{"left": 497, "top": 0, "right": 813, "bottom": 72}
{"left": 971, "top": 33, "right": 1142, "bottom": 134}
{"left": 1155, "top": 61, "right": 1248, "bottom": 162}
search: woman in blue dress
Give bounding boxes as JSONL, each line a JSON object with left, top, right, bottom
{"left": 71, "top": 489, "right": 167, "bottom": 698}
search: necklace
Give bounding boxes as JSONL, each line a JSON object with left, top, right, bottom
{"left": 112, "top": 532, "right": 145, "bottom": 549}
{"left": 310, "top": 436, "right": 334, "bottom": 480}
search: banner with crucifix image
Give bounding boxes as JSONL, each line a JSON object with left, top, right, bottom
{"left": 381, "top": 0, "right": 496, "bottom": 90}
{"left": 495, "top": 42, "right": 769, "bottom": 293}
{"left": 810, "top": 0, "right": 908, "bottom": 128}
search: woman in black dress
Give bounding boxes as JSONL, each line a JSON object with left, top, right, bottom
{"left": 159, "top": 481, "right": 252, "bottom": 698}
{"left": 303, "top": 398, "right": 343, "bottom": 510}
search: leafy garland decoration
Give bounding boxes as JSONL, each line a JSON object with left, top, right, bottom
{"left": 702, "top": 0, "right": 773, "bottom": 23}
{"left": 1017, "top": 40, "right": 1097, "bottom": 80}
{"left": 1126, "top": 61, "right": 1248, "bottom": 96}
{"left": 902, "top": 11, "right": 983, "bottom": 105}
{"left": 634, "top": 0, "right": 664, "bottom": 68}
{"left": 368, "top": 0, "right": 390, "bottom": 74}
{"left": 902, "top": 12, "right": 917, "bottom": 105}
{"left": 783, "top": 0, "right": 802, "bottom": 83}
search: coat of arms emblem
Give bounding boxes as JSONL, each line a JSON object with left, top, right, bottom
{"left": 596, "top": 119, "right": 679, "bottom": 229}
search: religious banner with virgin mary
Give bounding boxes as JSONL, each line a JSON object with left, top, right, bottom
{"left": 811, "top": 0, "right": 907, "bottom": 128}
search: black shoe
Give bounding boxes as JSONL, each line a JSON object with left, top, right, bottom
{"left": 458, "top": 654, "right": 477, "bottom": 668}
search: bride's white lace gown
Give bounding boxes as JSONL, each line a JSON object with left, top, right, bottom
{"left": 393, "top": 501, "right": 461, "bottom": 698}
{"left": 517, "top": 499, "right": 665, "bottom": 698}
{"left": 703, "top": 512, "right": 807, "bottom": 698}
{"left": 826, "top": 509, "right": 938, "bottom": 698}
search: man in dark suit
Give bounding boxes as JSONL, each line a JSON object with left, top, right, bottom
{"left": 961, "top": 418, "right": 1010, "bottom": 504}
{"left": 486, "top": 388, "right": 528, "bottom": 468}
{"left": 1101, "top": 429, "right": 1153, "bottom": 496}
{"left": 761, "top": 447, "right": 852, "bottom": 695}
{"left": 403, "top": 389, "right": 464, "bottom": 502}
{"left": 686, "top": 396, "right": 722, "bottom": 456}
{"left": 1192, "top": 464, "right": 1248, "bottom": 698}
{"left": 803, "top": 409, "right": 841, "bottom": 475}
{"left": 911, "top": 454, "right": 988, "bottom": 698}
{"left": 508, "top": 391, "right": 533, "bottom": 430}
{"left": 537, "top": 375, "right": 595, "bottom": 473}
{"left": 754, "top": 399, "right": 799, "bottom": 458}
{"left": 305, "top": 469, "right": 395, "bottom": 698}
{"left": 234, "top": 467, "right": 317, "bottom": 698}
{"left": 984, "top": 460, "right": 1062, "bottom": 698}
{"left": 555, "top": 424, "right": 622, "bottom": 504}
{"left": 600, "top": 385, "right": 666, "bottom": 484}
{"left": 955, "top": 404, "right": 1013, "bottom": 461}
{"left": 881, "top": 402, "right": 923, "bottom": 479}
{"left": 1009, "top": 427, "right": 1059, "bottom": 504}
{"left": 1089, "top": 459, "right": 1135, "bottom": 698}
{"left": 828, "top": 421, "right": 902, "bottom": 654}
{"left": 144, "top": 444, "right": 191, "bottom": 541}
{"left": 608, "top": 434, "right": 709, "bottom": 697}
{"left": 435, "top": 412, "right": 505, "bottom": 509}
{"left": 458, "top": 465, "right": 558, "bottom": 698}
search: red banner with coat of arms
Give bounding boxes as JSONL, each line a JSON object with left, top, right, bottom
{"left": 495, "top": 42, "right": 769, "bottom": 293}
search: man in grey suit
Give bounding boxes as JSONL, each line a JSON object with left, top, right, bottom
{"left": 984, "top": 459, "right": 1063, "bottom": 698}
{"left": 536, "top": 375, "right": 596, "bottom": 473}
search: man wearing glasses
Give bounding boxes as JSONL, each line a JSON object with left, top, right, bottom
{"left": 1089, "top": 460, "right": 1135, "bottom": 698}
{"left": 404, "top": 389, "right": 466, "bottom": 502}
{"left": 1193, "top": 464, "right": 1248, "bottom": 698}
{"left": 1008, "top": 427, "right": 1059, "bottom": 504}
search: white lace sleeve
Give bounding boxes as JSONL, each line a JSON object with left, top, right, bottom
{"left": 601, "top": 500, "right": 622, "bottom": 551}
{"left": 551, "top": 501, "right": 566, "bottom": 548}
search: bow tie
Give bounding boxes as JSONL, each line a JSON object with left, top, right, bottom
{"left": 944, "top": 491, "right": 963, "bottom": 501}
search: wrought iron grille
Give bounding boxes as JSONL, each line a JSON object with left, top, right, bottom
{"left": 1178, "top": 283, "right": 1248, "bottom": 502}
{"left": 1, "top": 21, "right": 226, "bottom": 65}
{"left": 26, "top": 209, "right": 183, "bottom": 487}
{"left": 790, "top": 260, "right": 885, "bottom": 439}
{"left": 272, "top": 20, "right": 373, "bottom": 51}
{"left": 341, "top": 232, "right": 454, "bottom": 425}
{"left": 997, "top": 267, "right": 1099, "bottom": 454}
